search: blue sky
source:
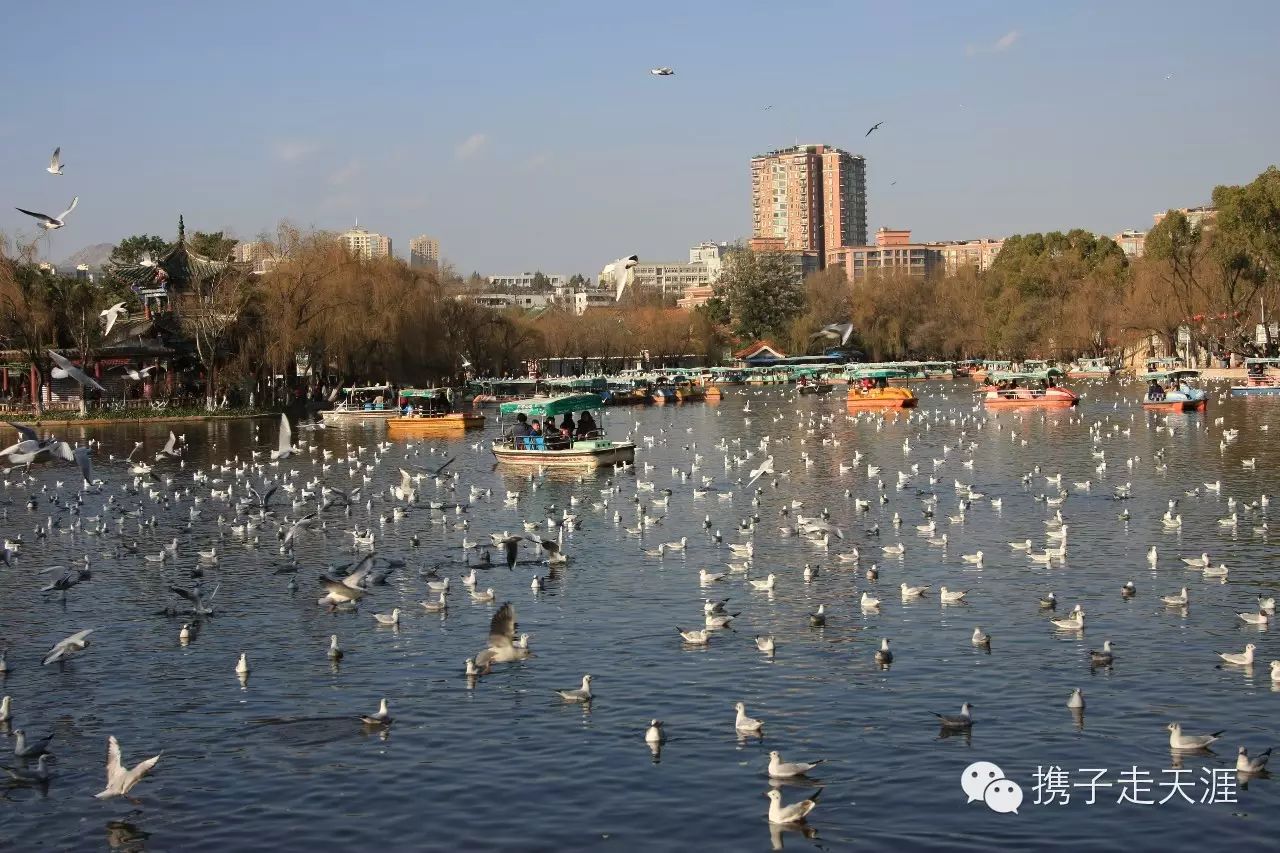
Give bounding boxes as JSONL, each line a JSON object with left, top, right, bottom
{"left": 2, "top": 1, "right": 1277, "bottom": 276}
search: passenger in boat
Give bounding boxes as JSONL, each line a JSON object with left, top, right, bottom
{"left": 434, "top": 389, "right": 452, "bottom": 415}
{"left": 560, "top": 412, "right": 575, "bottom": 436}
{"left": 548, "top": 425, "right": 572, "bottom": 450}
{"left": 509, "top": 413, "right": 531, "bottom": 442}
{"left": 576, "top": 409, "right": 598, "bottom": 438}
{"left": 1147, "top": 379, "right": 1165, "bottom": 401}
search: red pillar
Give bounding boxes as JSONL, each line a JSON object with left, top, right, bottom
{"left": 29, "top": 365, "right": 38, "bottom": 407}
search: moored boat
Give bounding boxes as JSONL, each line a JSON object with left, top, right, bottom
{"left": 846, "top": 368, "right": 919, "bottom": 410}
{"left": 321, "top": 384, "right": 398, "bottom": 423}
{"left": 387, "top": 412, "right": 486, "bottom": 435}
{"left": 1231, "top": 357, "right": 1280, "bottom": 396}
{"left": 1067, "top": 357, "right": 1115, "bottom": 379}
{"left": 980, "top": 369, "right": 1079, "bottom": 408}
{"left": 492, "top": 393, "right": 635, "bottom": 468}
{"left": 1141, "top": 369, "right": 1207, "bottom": 411}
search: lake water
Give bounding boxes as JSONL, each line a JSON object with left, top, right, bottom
{"left": 1, "top": 379, "right": 1277, "bottom": 851}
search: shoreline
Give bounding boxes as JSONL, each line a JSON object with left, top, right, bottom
{"left": 18, "top": 411, "right": 279, "bottom": 428}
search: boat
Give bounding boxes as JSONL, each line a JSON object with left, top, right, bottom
{"left": 1067, "top": 357, "right": 1115, "bottom": 379}
{"left": 1140, "top": 369, "right": 1207, "bottom": 411}
{"left": 922, "top": 361, "right": 957, "bottom": 380}
{"left": 492, "top": 393, "right": 636, "bottom": 468}
{"left": 797, "top": 375, "right": 834, "bottom": 395}
{"left": 386, "top": 389, "right": 486, "bottom": 436}
{"left": 603, "top": 379, "right": 652, "bottom": 406}
{"left": 321, "top": 384, "right": 398, "bottom": 423}
{"left": 653, "top": 378, "right": 704, "bottom": 404}
{"left": 980, "top": 369, "right": 1079, "bottom": 409}
{"left": 1231, "top": 358, "right": 1280, "bottom": 396}
{"left": 970, "top": 360, "right": 1012, "bottom": 383}
{"left": 846, "top": 368, "right": 919, "bottom": 410}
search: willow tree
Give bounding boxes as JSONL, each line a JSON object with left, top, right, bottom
{"left": 180, "top": 266, "right": 257, "bottom": 409}
{"left": 0, "top": 244, "right": 55, "bottom": 410}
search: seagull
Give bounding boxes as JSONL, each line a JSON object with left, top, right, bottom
{"left": 374, "top": 608, "right": 401, "bottom": 626}
{"left": 934, "top": 702, "right": 974, "bottom": 729}
{"left": 650, "top": 67, "right": 674, "bottom": 76}
{"left": 734, "top": 701, "right": 764, "bottom": 734}
{"left": 47, "top": 350, "right": 105, "bottom": 392}
{"left": 1067, "top": 688, "right": 1085, "bottom": 709}
{"left": 1218, "top": 644, "right": 1256, "bottom": 666}
{"left": 604, "top": 254, "right": 639, "bottom": 301}
{"left": 1089, "top": 640, "right": 1115, "bottom": 666}
{"left": 16, "top": 196, "right": 77, "bottom": 230}
{"left": 645, "top": 720, "right": 666, "bottom": 744}
{"left": 12, "top": 729, "right": 54, "bottom": 759}
{"left": 768, "top": 750, "right": 825, "bottom": 779}
{"left": 865, "top": 121, "right": 884, "bottom": 137}
{"left": 874, "top": 638, "right": 893, "bottom": 664}
{"left": 1168, "top": 722, "right": 1224, "bottom": 751}
{"left": 746, "top": 455, "right": 774, "bottom": 487}
{"left": 1161, "top": 587, "right": 1189, "bottom": 606}
{"left": 808, "top": 322, "right": 855, "bottom": 347}
{"left": 360, "top": 698, "right": 394, "bottom": 726}
{"left": 766, "top": 788, "right": 822, "bottom": 824}
{"left": 971, "top": 627, "right": 991, "bottom": 648}
{"left": 754, "top": 635, "right": 775, "bottom": 653}
{"left": 939, "top": 586, "right": 967, "bottom": 603}
{"left": 46, "top": 147, "right": 64, "bottom": 175}
{"left": 678, "top": 627, "right": 710, "bottom": 644}
{"left": 235, "top": 653, "right": 250, "bottom": 676}
{"left": 41, "top": 628, "right": 93, "bottom": 665}
{"left": 100, "top": 302, "right": 128, "bottom": 337}
{"left": 474, "top": 602, "right": 532, "bottom": 667}
{"left": 94, "top": 736, "right": 162, "bottom": 799}
{"left": 555, "top": 674, "right": 593, "bottom": 702}
{"left": 1237, "top": 746, "right": 1272, "bottom": 774}
{"left": 271, "top": 413, "right": 296, "bottom": 460}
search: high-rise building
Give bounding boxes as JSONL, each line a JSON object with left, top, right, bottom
{"left": 409, "top": 234, "right": 440, "bottom": 270}
{"left": 931, "top": 238, "right": 1006, "bottom": 275}
{"left": 749, "top": 144, "right": 866, "bottom": 264}
{"left": 340, "top": 226, "right": 392, "bottom": 260}
{"left": 233, "top": 240, "right": 279, "bottom": 274}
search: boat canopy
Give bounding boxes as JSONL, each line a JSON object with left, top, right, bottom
{"left": 1245, "top": 357, "right": 1280, "bottom": 366}
{"left": 853, "top": 367, "right": 909, "bottom": 379}
{"left": 1140, "top": 369, "right": 1202, "bottom": 381}
{"left": 499, "top": 393, "right": 604, "bottom": 418}
{"left": 399, "top": 388, "right": 448, "bottom": 398}
{"left": 341, "top": 384, "right": 393, "bottom": 394}
{"left": 989, "top": 368, "right": 1066, "bottom": 382}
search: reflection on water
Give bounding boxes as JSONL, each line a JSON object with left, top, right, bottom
{"left": 0, "top": 380, "right": 1278, "bottom": 850}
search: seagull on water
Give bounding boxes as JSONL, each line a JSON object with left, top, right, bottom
{"left": 360, "top": 698, "right": 393, "bottom": 726}
{"left": 766, "top": 788, "right": 822, "bottom": 824}
{"left": 645, "top": 720, "right": 666, "bottom": 744}
{"left": 1168, "top": 722, "right": 1224, "bottom": 750}
{"left": 934, "top": 702, "right": 974, "bottom": 729}
{"left": 768, "top": 750, "right": 825, "bottom": 778}
{"left": 734, "top": 701, "right": 764, "bottom": 734}
{"left": 95, "top": 736, "right": 162, "bottom": 799}
{"left": 474, "top": 602, "right": 531, "bottom": 667}
{"left": 1237, "top": 746, "right": 1272, "bottom": 774}
{"left": 556, "top": 674, "right": 593, "bottom": 702}
{"left": 1218, "top": 644, "right": 1256, "bottom": 666}
{"left": 1089, "top": 640, "right": 1115, "bottom": 666}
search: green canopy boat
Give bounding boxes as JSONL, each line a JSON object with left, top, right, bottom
{"left": 493, "top": 394, "right": 634, "bottom": 468}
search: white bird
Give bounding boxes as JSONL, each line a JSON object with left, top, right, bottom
{"left": 1218, "top": 644, "right": 1256, "bottom": 666}
{"left": 1168, "top": 722, "right": 1224, "bottom": 750}
{"left": 1181, "top": 553, "right": 1210, "bottom": 568}
{"left": 1089, "top": 640, "right": 1115, "bottom": 666}
{"left": 900, "top": 582, "right": 928, "bottom": 598}
{"left": 1067, "top": 688, "right": 1085, "bottom": 709}
{"left": 1161, "top": 587, "right": 1189, "bottom": 606}
{"left": 15, "top": 196, "right": 77, "bottom": 230}
{"left": 99, "top": 302, "right": 128, "bottom": 338}
{"left": 271, "top": 413, "right": 296, "bottom": 460}
{"left": 1051, "top": 606, "right": 1084, "bottom": 629}
{"left": 768, "top": 750, "right": 825, "bottom": 778}
{"left": 746, "top": 456, "right": 774, "bottom": 487}
{"left": 960, "top": 551, "right": 983, "bottom": 565}
{"left": 749, "top": 573, "right": 776, "bottom": 591}
{"left": 874, "top": 638, "right": 893, "bottom": 664}
{"left": 1237, "top": 746, "right": 1272, "bottom": 774}
{"left": 677, "top": 627, "right": 710, "bottom": 644}
{"left": 235, "top": 652, "right": 250, "bottom": 676}
{"left": 650, "top": 67, "right": 675, "bottom": 76}
{"left": 94, "top": 736, "right": 161, "bottom": 799}
{"left": 47, "top": 349, "right": 105, "bottom": 392}
{"left": 645, "top": 720, "right": 666, "bottom": 744}
{"left": 971, "top": 626, "right": 990, "bottom": 648}
{"left": 734, "top": 701, "right": 763, "bottom": 734}
{"left": 939, "top": 586, "right": 967, "bottom": 603}
{"left": 754, "top": 635, "right": 775, "bottom": 653}
{"left": 374, "top": 608, "right": 402, "bottom": 626}
{"left": 556, "top": 674, "right": 594, "bottom": 702}
{"left": 46, "top": 147, "right": 64, "bottom": 175}
{"left": 604, "top": 254, "right": 639, "bottom": 301}
{"left": 1237, "top": 610, "right": 1270, "bottom": 626}
{"left": 766, "top": 788, "right": 822, "bottom": 824}
{"left": 860, "top": 592, "right": 881, "bottom": 609}
{"left": 360, "top": 698, "right": 393, "bottom": 726}
{"left": 41, "top": 628, "right": 93, "bottom": 665}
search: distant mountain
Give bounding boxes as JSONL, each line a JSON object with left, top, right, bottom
{"left": 58, "top": 242, "right": 115, "bottom": 270}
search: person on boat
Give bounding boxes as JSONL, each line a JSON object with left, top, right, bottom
{"left": 403, "top": 402, "right": 414, "bottom": 417}
{"left": 874, "top": 377, "right": 888, "bottom": 390}
{"left": 576, "top": 409, "right": 598, "bottom": 438}
{"left": 509, "top": 413, "right": 531, "bottom": 442}
{"left": 560, "top": 412, "right": 575, "bottom": 436}
{"left": 1147, "top": 379, "right": 1164, "bottom": 401}
{"left": 434, "top": 389, "right": 452, "bottom": 415}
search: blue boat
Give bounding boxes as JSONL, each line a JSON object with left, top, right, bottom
{"left": 1231, "top": 358, "right": 1280, "bottom": 396}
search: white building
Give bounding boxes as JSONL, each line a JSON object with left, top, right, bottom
{"left": 599, "top": 242, "right": 728, "bottom": 299}
{"left": 486, "top": 272, "right": 568, "bottom": 290}
{"left": 468, "top": 292, "right": 559, "bottom": 310}
{"left": 1113, "top": 229, "right": 1147, "bottom": 258}
{"left": 340, "top": 226, "right": 392, "bottom": 260}
{"left": 234, "top": 240, "right": 279, "bottom": 274}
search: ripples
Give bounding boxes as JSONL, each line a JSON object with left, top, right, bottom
{"left": 1, "top": 385, "right": 1278, "bottom": 849}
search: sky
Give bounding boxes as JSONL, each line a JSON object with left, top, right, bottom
{"left": 2, "top": 1, "right": 1278, "bottom": 277}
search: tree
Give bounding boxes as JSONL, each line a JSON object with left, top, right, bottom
{"left": 189, "top": 231, "right": 238, "bottom": 261}
{"left": 109, "top": 234, "right": 168, "bottom": 266}
{"left": 712, "top": 250, "right": 805, "bottom": 341}
{"left": 0, "top": 248, "right": 56, "bottom": 411}
{"left": 180, "top": 266, "right": 257, "bottom": 409}
{"left": 530, "top": 271, "right": 551, "bottom": 291}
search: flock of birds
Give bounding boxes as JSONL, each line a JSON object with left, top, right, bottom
{"left": 0, "top": 376, "right": 1277, "bottom": 840}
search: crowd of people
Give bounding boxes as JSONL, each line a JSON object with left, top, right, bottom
{"left": 506, "top": 409, "right": 599, "bottom": 449}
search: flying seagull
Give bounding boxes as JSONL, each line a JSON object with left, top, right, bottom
{"left": 605, "top": 255, "right": 639, "bottom": 301}
{"left": 101, "top": 302, "right": 128, "bottom": 337}
{"left": 650, "top": 67, "right": 674, "bottom": 76}
{"left": 95, "top": 736, "right": 162, "bottom": 799}
{"left": 808, "top": 322, "right": 854, "bottom": 347}
{"left": 48, "top": 350, "right": 106, "bottom": 392}
{"left": 271, "top": 413, "right": 296, "bottom": 460}
{"left": 47, "top": 147, "right": 64, "bottom": 175}
{"left": 16, "top": 197, "right": 78, "bottom": 231}
{"left": 42, "top": 628, "right": 94, "bottom": 665}
{"left": 865, "top": 121, "right": 884, "bottom": 137}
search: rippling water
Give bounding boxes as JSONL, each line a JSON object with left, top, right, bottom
{"left": 2, "top": 379, "right": 1278, "bottom": 851}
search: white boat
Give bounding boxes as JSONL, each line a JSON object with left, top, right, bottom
{"left": 491, "top": 393, "right": 635, "bottom": 468}
{"left": 320, "top": 384, "right": 398, "bottom": 423}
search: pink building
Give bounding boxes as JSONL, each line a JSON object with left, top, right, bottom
{"left": 827, "top": 228, "right": 940, "bottom": 281}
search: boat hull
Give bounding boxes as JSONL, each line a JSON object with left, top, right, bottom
{"left": 321, "top": 408, "right": 398, "bottom": 423}
{"left": 798, "top": 384, "right": 834, "bottom": 395}
{"left": 386, "top": 413, "right": 486, "bottom": 435}
{"left": 981, "top": 388, "right": 1079, "bottom": 408}
{"left": 1142, "top": 400, "right": 1206, "bottom": 412}
{"left": 846, "top": 388, "right": 918, "bottom": 410}
{"left": 492, "top": 441, "right": 636, "bottom": 468}
{"left": 1230, "top": 385, "right": 1280, "bottom": 396}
